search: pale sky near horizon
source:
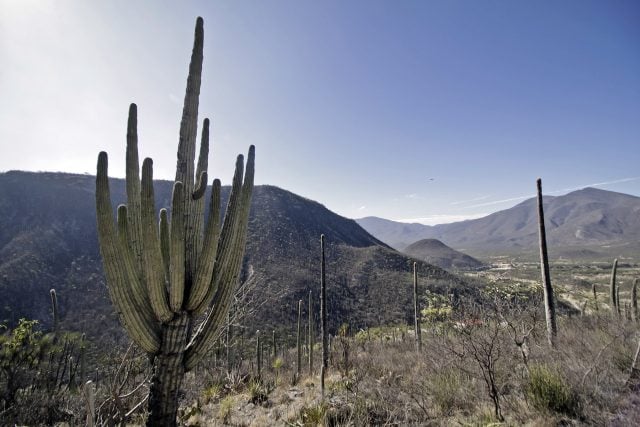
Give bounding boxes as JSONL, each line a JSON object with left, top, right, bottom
{"left": 1, "top": 1, "right": 639, "bottom": 225}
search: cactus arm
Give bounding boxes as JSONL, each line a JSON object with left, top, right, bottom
{"left": 117, "top": 205, "right": 155, "bottom": 322}
{"left": 96, "top": 152, "right": 160, "bottom": 353}
{"left": 184, "top": 146, "right": 254, "bottom": 370}
{"left": 140, "top": 158, "right": 173, "bottom": 322}
{"left": 186, "top": 178, "right": 221, "bottom": 311}
{"left": 125, "top": 104, "right": 144, "bottom": 278}
{"left": 159, "top": 208, "right": 170, "bottom": 281}
{"left": 195, "top": 118, "right": 210, "bottom": 182}
{"left": 169, "top": 182, "right": 186, "bottom": 311}
{"left": 192, "top": 119, "right": 209, "bottom": 201}
{"left": 192, "top": 172, "right": 208, "bottom": 200}
{"left": 191, "top": 154, "right": 245, "bottom": 315}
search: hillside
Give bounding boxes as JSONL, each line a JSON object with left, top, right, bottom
{"left": 403, "top": 238, "right": 485, "bottom": 270}
{"left": 358, "top": 187, "right": 640, "bottom": 260}
{"left": 0, "top": 171, "right": 475, "bottom": 342}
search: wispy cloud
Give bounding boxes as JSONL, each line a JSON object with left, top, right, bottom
{"left": 450, "top": 194, "right": 491, "bottom": 206}
{"left": 464, "top": 176, "right": 640, "bottom": 209}
{"left": 358, "top": 205, "right": 366, "bottom": 211}
{"left": 395, "top": 213, "right": 488, "bottom": 226}
{"left": 404, "top": 193, "right": 424, "bottom": 200}
{"left": 466, "top": 194, "right": 533, "bottom": 209}
{"left": 549, "top": 177, "right": 640, "bottom": 195}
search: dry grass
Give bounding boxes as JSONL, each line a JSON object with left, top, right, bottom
{"left": 185, "top": 301, "right": 640, "bottom": 426}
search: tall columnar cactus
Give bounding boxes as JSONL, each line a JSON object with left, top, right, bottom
{"left": 413, "top": 262, "right": 422, "bottom": 352}
{"left": 592, "top": 283, "right": 598, "bottom": 312}
{"left": 610, "top": 258, "right": 619, "bottom": 315}
{"left": 536, "top": 178, "right": 557, "bottom": 348}
{"left": 95, "top": 18, "right": 255, "bottom": 426}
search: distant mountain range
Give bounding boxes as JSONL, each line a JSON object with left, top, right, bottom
{"left": 358, "top": 187, "right": 640, "bottom": 260}
{"left": 403, "top": 239, "right": 485, "bottom": 270}
{"left": 0, "top": 171, "right": 474, "bottom": 341}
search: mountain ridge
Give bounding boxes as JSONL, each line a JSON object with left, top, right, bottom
{"left": 0, "top": 171, "right": 472, "bottom": 340}
{"left": 357, "top": 187, "right": 640, "bottom": 259}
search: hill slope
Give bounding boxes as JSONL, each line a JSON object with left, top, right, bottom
{"left": 403, "top": 239, "right": 485, "bottom": 270}
{"left": 358, "top": 188, "right": 640, "bottom": 259}
{"left": 0, "top": 171, "right": 474, "bottom": 342}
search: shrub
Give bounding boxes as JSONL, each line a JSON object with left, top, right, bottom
{"left": 217, "top": 395, "right": 234, "bottom": 423}
{"left": 527, "top": 364, "right": 580, "bottom": 416}
{"left": 429, "top": 368, "right": 471, "bottom": 415}
{"left": 300, "top": 403, "right": 327, "bottom": 426}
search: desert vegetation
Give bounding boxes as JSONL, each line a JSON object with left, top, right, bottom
{"left": 2, "top": 16, "right": 640, "bottom": 427}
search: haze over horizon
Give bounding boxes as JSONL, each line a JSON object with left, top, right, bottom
{"left": 1, "top": 1, "right": 638, "bottom": 225}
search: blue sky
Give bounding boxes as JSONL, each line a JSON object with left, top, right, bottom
{"left": 1, "top": 0, "right": 638, "bottom": 224}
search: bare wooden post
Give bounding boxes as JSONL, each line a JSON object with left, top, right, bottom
{"left": 537, "top": 178, "right": 557, "bottom": 347}
{"left": 413, "top": 262, "right": 422, "bottom": 352}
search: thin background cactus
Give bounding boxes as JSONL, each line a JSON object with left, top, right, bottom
{"left": 50, "top": 288, "right": 58, "bottom": 339}
{"left": 413, "top": 262, "right": 422, "bottom": 352}
{"left": 633, "top": 279, "right": 638, "bottom": 322}
{"left": 320, "top": 234, "right": 328, "bottom": 370}
{"left": 536, "top": 178, "right": 557, "bottom": 347}
{"left": 610, "top": 259, "right": 619, "bottom": 315}
{"left": 95, "top": 17, "right": 254, "bottom": 426}
{"left": 296, "top": 299, "right": 303, "bottom": 379}
{"left": 308, "top": 290, "right": 314, "bottom": 374}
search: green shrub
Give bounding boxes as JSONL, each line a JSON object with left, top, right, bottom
{"left": 201, "top": 383, "right": 222, "bottom": 404}
{"left": 527, "top": 364, "right": 580, "bottom": 416}
{"left": 300, "top": 403, "right": 327, "bottom": 426}
{"left": 217, "top": 395, "right": 234, "bottom": 423}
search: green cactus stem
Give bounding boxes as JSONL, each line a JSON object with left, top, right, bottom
{"left": 95, "top": 17, "right": 254, "bottom": 427}
{"left": 536, "top": 178, "right": 557, "bottom": 348}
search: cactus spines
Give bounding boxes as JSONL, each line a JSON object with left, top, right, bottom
{"left": 413, "top": 262, "right": 422, "bottom": 352}
{"left": 610, "top": 258, "right": 619, "bottom": 315}
{"left": 95, "top": 17, "right": 254, "bottom": 426}
{"left": 536, "top": 178, "right": 557, "bottom": 347}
